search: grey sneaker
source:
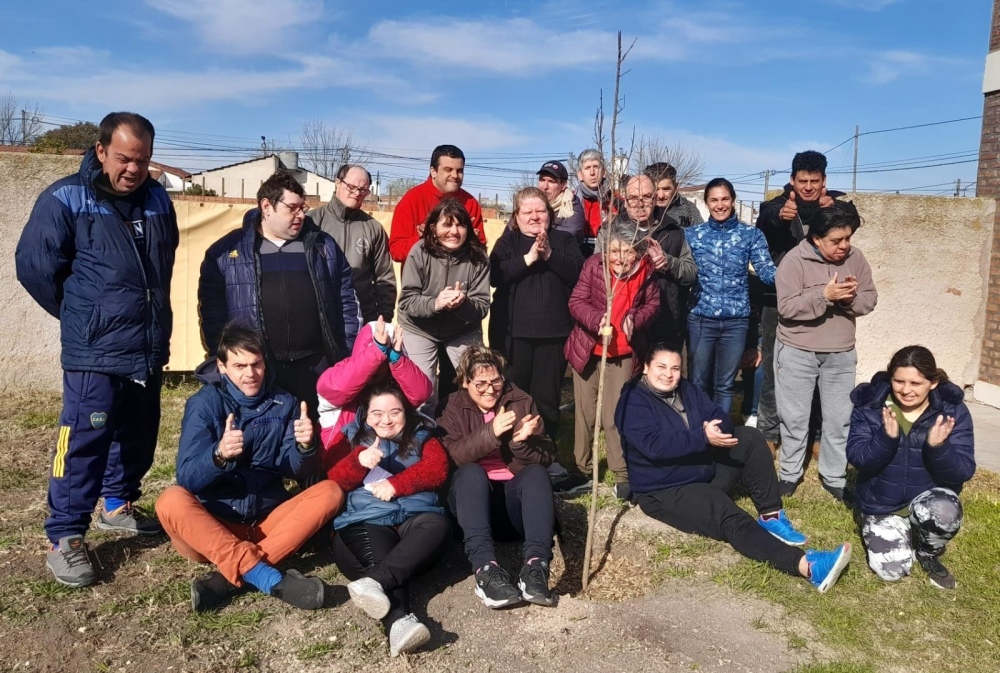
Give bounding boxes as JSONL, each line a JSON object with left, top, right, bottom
{"left": 389, "top": 613, "right": 431, "bottom": 657}
{"left": 46, "top": 535, "right": 96, "bottom": 588}
{"left": 96, "top": 502, "right": 163, "bottom": 535}
{"left": 347, "top": 577, "right": 391, "bottom": 619}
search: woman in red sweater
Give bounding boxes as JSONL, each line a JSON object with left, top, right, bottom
{"left": 564, "top": 220, "right": 660, "bottom": 502}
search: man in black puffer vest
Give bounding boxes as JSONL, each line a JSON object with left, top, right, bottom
{"left": 613, "top": 173, "right": 697, "bottom": 351}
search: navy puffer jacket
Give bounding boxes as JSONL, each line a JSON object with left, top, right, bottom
{"left": 15, "top": 149, "right": 178, "bottom": 378}
{"left": 176, "top": 361, "right": 319, "bottom": 522}
{"left": 847, "top": 372, "right": 976, "bottom": 515}
{"left": 198, "top": 209, "right": 361, "bottom": 361}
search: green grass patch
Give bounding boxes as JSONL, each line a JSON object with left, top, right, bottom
{"left": 707, "top": 470, "right": 1000, "bottom": 673}
{"left": 0, "top": 467, "right": 39, "bottom": 490}
{"left": 16, "top": 410, "right": 59, "bottom": 430}
{"left": 296, "top": 641, "right": 342, "bottom": 661}
{"left": 24, "top": 579, "right": 75, "bottom": 599}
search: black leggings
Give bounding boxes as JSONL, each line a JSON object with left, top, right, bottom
{"left": 331, "top": 512, "right": 451, "bottom": 629}
{"left": 635, "top": 426, "right": 804, "bottom": 575}
{"left": 447, "top": 463, "right": 555, "bottom": 571}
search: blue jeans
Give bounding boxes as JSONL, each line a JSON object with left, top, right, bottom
{"left": 687, "top": 315, "right": 748, "bottom": 414}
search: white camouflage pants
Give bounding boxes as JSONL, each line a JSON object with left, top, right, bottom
{"left": 860, "top": 487, "right": 963, "bottom": 581}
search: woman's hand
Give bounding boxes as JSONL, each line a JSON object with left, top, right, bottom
{"left": 391, "top": 323, "right": 405, "bottom": 352}
{"left": 927, "top": 414, "right": 955, "bottom": 448}
{"left": 621, "top": 314, "right": 634, "bottom": 341}
{"left": 882, "top": 406, "right": 899, "bottom": 439}
{"left": 647, "top": 238, "right": 668, "bottom": 270}
{"left": 492, "top": 406, "right": 517, "bottom": 436}
{"left": 434, "top": 282, "right": 464, "bottom": 311}
{"left": 371, "top": 480, "right": 396, "bottom": 502}
{"left": 372, "top": 315, "right": 389, "bottom": 345}
{"left": 739, "top": 348, "right": 762, "bottom": 369}
{"left": 524, "top": 232, "right": 550, "bottom": 266}
{"left": 704, "top": 419, "right": 738, "bottom": 448}
{"left": 512, "top": 414, "right": 542, "bottom": 443}
{"left": 823, "top": 273, "right": 859, "bottom": 302}
{"left": 358, "top": 439, "right": 384, "bottom": 469}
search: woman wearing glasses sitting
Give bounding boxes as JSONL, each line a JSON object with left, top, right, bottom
{"left": 437, "top": 345, "right": 559, "bottom": 609}
{"left": 684, "top": 178, "right": 776, "bottom": 414}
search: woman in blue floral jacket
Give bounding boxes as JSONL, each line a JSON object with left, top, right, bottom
{"left": 685, "top": 178, "right": 776, "bottom": 413}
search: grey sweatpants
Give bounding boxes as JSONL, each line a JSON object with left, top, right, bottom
{"left": 860, "top": 488, "right": 963, "bottom": 581}
{"left": 774, "top": 342, "right": 855, "bottom": 488}
{"left": 402, "top": 329, "right": 483, "bottom": 416}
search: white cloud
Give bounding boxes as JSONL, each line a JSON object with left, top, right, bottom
{"left": 863, "top": 49, "right": 958, "bottom": 85}
{"left": 145, "top": 0, "right": 324, "bottom": 55}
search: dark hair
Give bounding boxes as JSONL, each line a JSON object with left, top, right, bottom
{"left": 644, "top": 162, "right": 677, "bottom": 184}
{"left": 335, "top": 164, "right": 372, "bottom": 183}
{"left": 257, "top": 171, "right": 305, "bottom": 209}
{"left": 887, "top": 346, "right": 949, "bottom": 384}
{"left": 791, "top": 150, "right": 827, "bottom": 178}
{"left": 217, "top": 323, "right": 267, "bottom": 363}
{"left": 98, "top": 112, "right": 155, "bottom": 148}
{"left": 645, "top": 342, "right": 684, "bottom": 365}
{"left": 808, "top": 201, "right": 862, "bottom": 241}
{"left": 431, "top": 144, "right": 465, "bottom": 169}
{"left": 703, "top": 177, "right": 736, "bottom": 202}
{"left": 512, "top": 187, "right": 556, "bottom": 231}
{"left": 352, "top": 381, "right": 423, "bottom": 460}
{"left": 454, "top": 343, "right": 506, "bottom": 386}
{"left": 420, "top": 199, "right": 488, "bottom": 264}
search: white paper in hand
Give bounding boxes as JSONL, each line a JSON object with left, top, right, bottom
{"left": 363, "top": 465, "right": 393, "bottom": 491}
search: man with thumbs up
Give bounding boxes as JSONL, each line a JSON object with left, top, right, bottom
{"left": 754, "top": 151, "right": 847, "bottom": 453}
{"left": 155, "top": 324, "right": 344, "bottom": 612}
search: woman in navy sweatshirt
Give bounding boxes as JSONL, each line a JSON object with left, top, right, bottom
{"left": 615, "top": 343, "right": 852, "bottom": 593}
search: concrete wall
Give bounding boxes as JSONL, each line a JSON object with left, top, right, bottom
{"left": 0, "top": 150, "right": 994, "bottom": 392}
{"left": 849, "top": 193, "right": 993, "bottom": 389}
{"left": 0, "top": 153, "right": 80, "bottom": 392}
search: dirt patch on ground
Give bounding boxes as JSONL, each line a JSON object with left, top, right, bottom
{"left": 0, "top": 386, "right": 832, "bottom": 673}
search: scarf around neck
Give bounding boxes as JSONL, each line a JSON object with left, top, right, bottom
{"left": 550, "top": 187, "right": 575, "bottom": 219}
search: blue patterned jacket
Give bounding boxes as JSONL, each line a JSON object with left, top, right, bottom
{"left": 684, "top": 215, "right": 775, "bottom": 319}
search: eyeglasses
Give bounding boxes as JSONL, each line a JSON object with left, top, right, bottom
{"left": 472, "top": 378, "right": 504, "bottom": 393}
{"left": 339, "top": 181, "right": 371, "bottom": 196}
{"left": 626, "top": 195, "right": 654, "bottom": 206}
{"left": 278, "top": 200, "right": 309, "bottom": 215}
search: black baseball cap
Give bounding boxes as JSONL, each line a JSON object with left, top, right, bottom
{"left": 537, "top": 160, "right": 568, "bottom": 181}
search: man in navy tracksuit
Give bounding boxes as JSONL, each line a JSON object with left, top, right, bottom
{"left": 15, "top": 112, "right": 178, "bottom": 587}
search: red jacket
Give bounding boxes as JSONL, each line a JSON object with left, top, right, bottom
{"left": 327, "top": 435, "right": 450, "bottom": 497}
{"left": 388, "top": 178, "right": 486, "bottom": 262}
{"left": 317, "top": 322, "right": 433, "bottom": 467}
{"left": 564, "top": 255, "right": 660, "bottom": 376}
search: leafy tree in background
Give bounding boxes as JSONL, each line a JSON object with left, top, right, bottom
{"left": 36, "top": 122, "right": 100, "bottom": 151}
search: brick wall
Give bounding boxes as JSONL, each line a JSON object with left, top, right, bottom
{"left": 978, "top": 0, "right": 1000, "bottom": 385}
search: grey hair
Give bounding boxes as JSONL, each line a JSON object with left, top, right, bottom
{"left": 577, "top": 149, "right": 605, "bottom": 167}
{"left": 607, "top": 218, "right": 648, "bottom": 255}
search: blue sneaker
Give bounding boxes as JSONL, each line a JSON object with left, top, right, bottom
{"left": 805, "top": 544, "right": 852, "bottom": 593}
{"left": 758, "top": 510, "right": 808, "bottom": 546}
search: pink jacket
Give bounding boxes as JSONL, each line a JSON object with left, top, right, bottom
{"left": 317, "top": 322, "right": 433, "bottom": 468}
{"left": 564, "top": 254, "right": 660, "bottom": 377}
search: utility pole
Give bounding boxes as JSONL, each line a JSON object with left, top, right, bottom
{"left": 955, "top": 178, "right": 962, "bottom": 197}
{"left": 762, "top": 169, "right": 777, "bottom": 200}
{"left": 852, "top": 125, "right": 860, "bottom": 192}
{"left": 20, "top": 109, "right": 27, "bottom": 146}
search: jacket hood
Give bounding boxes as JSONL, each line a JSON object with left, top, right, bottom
{"left": 850, "top": 370, "right": 965, "bottom": 409}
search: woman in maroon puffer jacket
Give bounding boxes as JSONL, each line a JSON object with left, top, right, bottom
{"left": 564, "top": 220, "right": 660, "bottom": 501}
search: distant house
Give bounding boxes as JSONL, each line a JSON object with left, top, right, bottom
{"left": 187, "top": 152, "right": 337, "bottom": 201}
{"left": 149, "top": 160, "right": 191, "bottom": 192}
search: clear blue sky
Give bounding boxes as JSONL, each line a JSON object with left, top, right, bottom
{"left": 0, "top": 0, "right": 991, "bottom": 200}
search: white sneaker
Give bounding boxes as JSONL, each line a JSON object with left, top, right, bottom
{"left": 744, "top": 414, "right": 758, "bottom": 428}
{"left": 347, "top": 577, "right": 390, "bottom": 619}
{"left": 389, "top": 613, "right": 431, "bottom": 657}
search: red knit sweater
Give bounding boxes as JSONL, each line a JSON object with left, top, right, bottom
{"left": 388, "top": 177, "right": 486, "bottom": 262}
{"left": 327, "top": 436, "right": 450, "bottom": 498}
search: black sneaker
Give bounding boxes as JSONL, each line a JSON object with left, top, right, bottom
{"left": 821, "top": 482, "right": 855, "bottom": 506}
{"left": 272, "top": 569, "right": 325, "bottom": 610}
{"left": 518, "top": 559, "right": 554, "bottom": 606}
{"left": 474, "top": 562, "right": 523, "bottom": 608}
{"left": 915, "top": 553, "right": 956, "bottom": 589}
{"left": 613, "top": 481, "right": 633, "bottom": 504}
{"left": 191, "top": 571, "right": 242, "bottom": 612}
{"left": 552, "top": 472, "right": 592, "bottom": 495}
{"left": 778, "top": 480, "right": 798, "bottom": 498}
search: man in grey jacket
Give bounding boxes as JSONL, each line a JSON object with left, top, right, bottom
{"left": 310, "top": 165, "right": 397, "bottom": 322}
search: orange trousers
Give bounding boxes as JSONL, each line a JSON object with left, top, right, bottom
{"left": 155, "top": 480, "right": 343, "bottom": 586}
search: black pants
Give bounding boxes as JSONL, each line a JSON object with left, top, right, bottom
{"left": 273, "top": 353, "right": 327, "bottom": 422}
{"left": 635, "top": 426, "right": 804, "bottom": 575}
{"left": 448, "top": 463, "right": 555, "bottom": 571}
{"left": 331, "top": 512, "right": 451, "bottom": 630}
{"left": 506, "top": 337, "right": 567, "bottom": 442}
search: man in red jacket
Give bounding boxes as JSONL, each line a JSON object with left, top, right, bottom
{"left": 388, "top": 144, "right": 486, "bottom": 262}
